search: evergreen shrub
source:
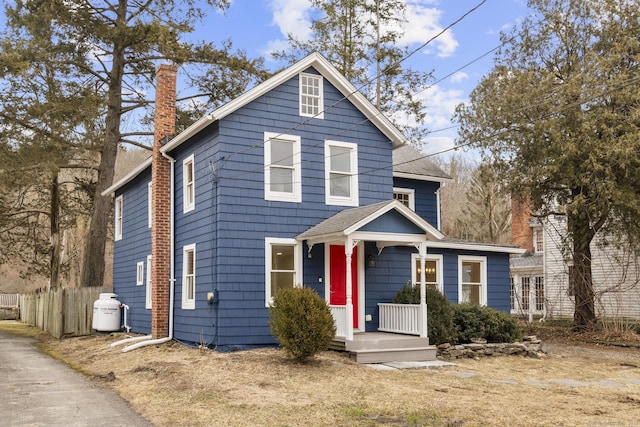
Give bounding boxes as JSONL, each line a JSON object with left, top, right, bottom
{"left": 269, "top": 287, "right": 336, "bottom": 362}
{"left": 452, "top": 303, "right": 522, "bottom": 343}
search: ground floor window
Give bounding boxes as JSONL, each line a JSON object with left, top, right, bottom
{"left": 535, "top": 276, "right": 545, "bottom": 311}
{"left": 510, "top": 273, "right": 545, "bottom": 313}
{"left": 265, "top": 238, "right": 300, "bottom": 306}
{"left": 458, "top": 256, "right": 487, "bottom": 305}
{"left": 411, "top": 254, "right": 442, "bottom": 291}
{"left": 182, "top": 244, "right": 196, "bottom": 310}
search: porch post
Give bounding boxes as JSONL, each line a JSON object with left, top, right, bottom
{"left": 345, "top": 238, "right": 354, "bottom": 341}
{"left": 419, "top": 242, "right": 428, "bottom": 339}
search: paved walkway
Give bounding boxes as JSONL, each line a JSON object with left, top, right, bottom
{"left": 0, "top": 332, "right": 154, "bottom": 427}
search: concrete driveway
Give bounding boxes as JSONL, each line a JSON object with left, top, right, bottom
{"left": 0, "top": 330, "right": 153, "bottom": 426}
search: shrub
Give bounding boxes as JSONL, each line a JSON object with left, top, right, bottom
{"left": 392, "top": 283, "right": 455, "bottom": 345}
{"left": 269, "top": 287, "right": 336, "bottom": 362}
{"left": 452, "top": 303, "right": 522, "bottom": 343}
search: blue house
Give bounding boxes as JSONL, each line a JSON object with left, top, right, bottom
{"left": 104, "top": 53, "right": 522, "bottom": 362}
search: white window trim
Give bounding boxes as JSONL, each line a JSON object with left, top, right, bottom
{"left": 264, "top": 132, "right": 302, "bottom": 203}
{"left": 299, "top": 72, "right": 324, "bottom": 119}
{"left": 411, "top": 253, "right": 443, "bottom": 292}
{"left": 458, "top": 255, "right": 487, "bottom": 305}
{"left": 264, "top": 238, "right": 302, "bottom": 307}
{"left": 182, "top": 244, "right": 196, "bottom": 310}
{"left": 114, "top": 195, "right": 123, "bottom": 241}
{"left": 533, "top": 227, "right": 544, "bottom": 253}
{"left": 394, "top": 187, "right": 415, "bottom": 210}
{"left": 324, "top": 140, "right": 359, "bottom": 207}
{"left": 148, "top": 181, "right": 152, "bottom": 229}
{"left": 183, "top": 154, "right": 195, "bottom": 213}
{"left": 145, "top": 255, "right": 152, "bottom": 309}
{"left": 136, "top": 261, "right": 144, "bottom": 286}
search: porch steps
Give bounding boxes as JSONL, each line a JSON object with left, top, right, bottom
{"left": 332, "top": 332, "right": 437, "bottom": 364}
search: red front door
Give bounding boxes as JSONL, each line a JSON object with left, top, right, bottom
{"left": 329, "top": 245, "right": 359, "bottom": 329}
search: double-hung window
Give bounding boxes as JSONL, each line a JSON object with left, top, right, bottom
{"left": 325, "top": 140, "right": 358, "bottom": 206}
{"left": 136, "top": 262, "right": 144, "bottom": 287}
{"left": 114, "top": 195, "right": 123, "bottom": 241}
{"left": 183, "top": 155, "right": 195, "bottom": 213}
{"left": 458, "top": 256, "right": 487, "bottom": 305}
{"left": 411, "top": 254, "right": 442, "bottom": 291}
{"left": 299, "top": 73, "right": 323, "bottom": 118}
{"left": 265, "top": 238, "right": 300, "bottom": 306}
{"left": 264, "top": 133, "right": 302, "bottom": 202}
{"left": 182, "top": 244, "right": 196, "bottom": 310}
{"left": 534, "top": 227, "right": 544, "bottom": 253}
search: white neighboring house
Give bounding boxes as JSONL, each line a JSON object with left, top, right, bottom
{"left": 510, "top": 198, "right": 640, "bottom": 321}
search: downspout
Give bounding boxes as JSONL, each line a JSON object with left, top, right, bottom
{"left": 122, "top": 153, "right": 175, "bottom": 352}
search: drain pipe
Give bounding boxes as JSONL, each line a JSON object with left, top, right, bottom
{"left": 122, "top": 152, "right": 176, "bottom": 352}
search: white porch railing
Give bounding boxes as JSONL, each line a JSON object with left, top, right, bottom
{"left": 330, "top": 305, "right": 347, "bottom": 338}
{"left": 378, "top": 303, "right": 421, "bottom": 336}
{"left": 0, "top": 294, "right": 19, "bottom": 308}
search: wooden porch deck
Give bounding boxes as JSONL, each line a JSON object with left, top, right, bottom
{"left": 331, "top": 332, "right": 437, "bottom": 364}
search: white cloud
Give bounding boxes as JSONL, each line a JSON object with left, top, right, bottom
{"left": 450, "top": 71, "right": 468, "bottom": 83}
{"left": 403, "top": 2, "right": 458, "bottom": 58}
{"left": 267, "top": 0, "right": 313, "bottom": 40}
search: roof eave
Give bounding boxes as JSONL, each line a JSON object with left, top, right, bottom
{"left": 101, "top": 157, "right": 152, "bottom": 196}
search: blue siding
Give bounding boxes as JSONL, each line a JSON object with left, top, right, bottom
{"left": 359, "top": 209, "right": 425, "bottom": 234}
{"left": 393, "top": 177, "right": 440, "bottom": 227}
{"left": 112, "top": 169, "right": 152, "bottom": 334}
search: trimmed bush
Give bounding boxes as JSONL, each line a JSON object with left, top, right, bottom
{"left": 392, "top": 283, "right": 455, "bottom": 345}
{"left": 269, "top": 287, "right": 336, "bottom": 362}
{"left": 452, "top": 303, "right": 522, "bottom": 344}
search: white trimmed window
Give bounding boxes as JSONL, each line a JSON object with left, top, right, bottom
{"left": 265, "top": 238, "right": 301, "bottom": 306}
{"left": 299, "top": 73, "right": 323, "bottom": 118}
{"left": 146, "top": 255, "right": 152, "bottom": 309}
{"left": 534, "top": 227, "right": 544, "bottom": 253}
{"left": 394, "top": 187, "right": 415, "bottom": 210}
{"left": 264, "top": 133, "right": 302, "bottom": 202}
{"left": 182, "top": 244, "right": 196, "bottom": 310}
{"left": 411, "top": 254, "right": 443, "bottom": 291}
{"left": 114, "top": 195, "right": 123, "bottom": 241}
{"left": 458, "top": 256, "right": 487, "bottom": 305}
{"left": 183, "top": 155, "right": 195, "bottom": 213}
{"left": 136, "top": 262, "right": 144, "bottom": 286}
{"left": 325, "top": 140, "right": 358, "bottom": 206}
{"left": 148, "top": 181, "right": 152, "bottom": 228}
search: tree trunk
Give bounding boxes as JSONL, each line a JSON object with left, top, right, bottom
{"left": 568, "top": 209, "right": 597, "bottom": 331}
{"left": 79, "top": 1, "right": 126, "bottom": 287}
{"left": 49, "top": 171, "right": 61, "bottom": 289}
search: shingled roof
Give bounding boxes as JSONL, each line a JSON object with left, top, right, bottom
{"left": 393, "top": 145, "right": 451, "bottom": 181}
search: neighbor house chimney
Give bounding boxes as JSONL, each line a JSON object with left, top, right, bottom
{"left": 511, "top": 193, "right": 534, "bottom": 253}
{"left": 151, "top": 64, "right": 177, "bottom": 339}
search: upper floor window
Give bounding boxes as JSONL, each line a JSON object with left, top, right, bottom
{"left": 533, "top": 227, "right": 543, "bottom": 253}
{"left": 394, "top": 188, "right": 415, "bottom": 210}
{"left": 325, "top": 140, "right": 358, "bottom": 206}
{"left": 265, "top": 238, "right": 301, "bottom": 306}
{"left": 264, "top": 132, "right": 302, "bottom": 203}
{"left": 182, "top": 244, "right": 196, "bottom": 310}
{"left": 458, "top": 256, "right": 487, "bottom": 305}
{"left": 299, "top": 73, "right": 323, "bottom": 119}
{"left": 183, "top": 155, "right": 195, "bottom": 213}
{"left": 411, "top": 254, "right": 442, "bottom": 292}
{"left": 114, "top": 195, "right": 123, "bottom": 241}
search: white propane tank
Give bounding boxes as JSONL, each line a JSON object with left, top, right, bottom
{"left": 92, "top": 293, "right": 122, "bottom": 332}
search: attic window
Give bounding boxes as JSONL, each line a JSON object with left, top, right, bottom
{"left": 299, "top": 73, "right": 324, "bottom": 119}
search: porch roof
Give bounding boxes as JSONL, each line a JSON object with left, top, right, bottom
{"left": 296, "top": 200, "right": 443, "bottom": 246}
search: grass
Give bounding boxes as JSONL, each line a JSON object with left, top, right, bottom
{"left": 2, "top": 320, "right": 640, "bottom": 426}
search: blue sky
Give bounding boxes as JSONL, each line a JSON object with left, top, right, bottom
{"left": 195, "top": 0, "right": 530, "bottom": 157}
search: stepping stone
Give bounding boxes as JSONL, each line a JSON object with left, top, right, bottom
{"left": 385, "top": 360, "right": 456, "bottom": 370}
{"left": 549, "top": 379, "right": 589, "bottom": 387}
{"left": 590, "top": 379, "right": 624, "bottom": 387}
{"left": 365, "top": 363, "right": 398, "bottom": 371}
{"left": 620, "top": 378, "right": 640, "bottom": 385}
{"left": 454, "top": 372, "right": 477, "bottom": 379}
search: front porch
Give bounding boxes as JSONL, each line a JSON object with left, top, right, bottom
{"left": 330, "top": 332, "right": 437, "bottom": 364}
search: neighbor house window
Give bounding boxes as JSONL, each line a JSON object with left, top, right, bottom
{"left": 114, "top": 195, "right": 123, "bottom": 241}
{"left": 534, "top": 227, "right": 544, "bottom": 253}
{"left": 411, "top": 254, "right": 442, "bottom": 291}
{"left": 394, "top": 187, "right": 415, "bottom": 210}
{"left": 535, "top": 276, "right": 545, "bottom": 311}
{"left": 183, "top": 155, "right": 195, "bottom": 213}
{"left": 146, "top": 255, "right": 152, "bottom": 309}
{"left": 148, "top": 181, "right": 152, "bottom": 228}
{"left": 265, "top": 238, "right": 300, "bottom": 306}
{"left": 299, "top": 73, "right": 323, "bottom": 118}
{"left": 264, "top": 133, "right": 302, "bottom": 202}
{"left": 521, "top": 276, "right": 531, "bottom": 311}
{"left": 325, "top": 140, "right": 358, "bottom": 206}
{"left": 182, "top": 244, "right": 196, "bottom": 310}
{"left": 510, "top": 276, "right": 515, "bottom": 311}
{"left": 458, "top": 256, "right": 487, "bottom": 305}
{"left": 136, "top": 262, "right": 144, "bottom": 286}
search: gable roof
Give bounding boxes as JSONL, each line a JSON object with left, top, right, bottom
{"left": 392, "top": 145, "right": 451, "bottom": 182}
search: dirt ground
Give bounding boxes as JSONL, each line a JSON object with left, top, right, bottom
{"left": 3, "top": 322, "right": 640, "bottom": 426}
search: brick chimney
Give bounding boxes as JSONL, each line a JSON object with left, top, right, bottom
{"left": 511, "top": 193, "right": 534, "bottom": 253}
{"left": 151, "top": 64, "right": 177, "bottom": 339}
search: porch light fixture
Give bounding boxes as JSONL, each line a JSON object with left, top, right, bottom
{"left": 366, "top": 253, "right": 376, "bottom": 268}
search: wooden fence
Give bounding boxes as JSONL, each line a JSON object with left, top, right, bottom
{"left": 0, "top": 293, "right": 20, "bottom": 308}
{"left": 20, "top": 287, "right": 113, "bottom": 339}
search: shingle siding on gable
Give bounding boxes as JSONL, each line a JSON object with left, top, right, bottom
{"left": 113, "top": 169, "right": 152, "bottom": 333}
{"left": 393, "top": 177, "right": 440, "bottom": 226}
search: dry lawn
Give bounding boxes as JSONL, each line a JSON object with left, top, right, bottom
{"left": 3, "top": 322, "right": 640, "bottom": 426}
